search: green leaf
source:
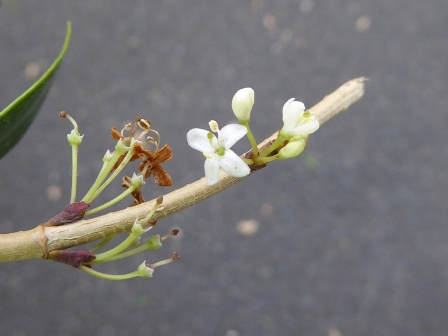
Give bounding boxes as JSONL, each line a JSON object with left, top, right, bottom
{"left": 0, "top": 21, "right": 72, "bottom": 159}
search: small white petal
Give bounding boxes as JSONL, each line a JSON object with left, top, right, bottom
{"left": 282, "top": 98, "right": 305, "bottom": 128}
{"left": 289, "top": 118, "right": 320, "bottom": 136}
{"left": 187, "top": 128, "right": 216, "bottom": 153}
{"left": 218, "top": 124, "right": 247, "bottom": 149}
{"left": 204, "top": 157, "right": 221, "bottom": 185}
{"left": 220, "top": 150, "right": 251, "bottom": 177}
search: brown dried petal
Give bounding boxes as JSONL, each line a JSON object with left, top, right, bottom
{"left": 152, "top": 164, "right": 172, "bottom": 186}
{"left": 137, "top": 160, "right": 152, "bottom": 179}
{"left": 154, "top": 144, "right": 173, "bottom": 163}
{"left": 133, "top": 142, "right": 155, "bottom": 160}
{"left": 131, "top": 189, "right": 145, "bottom": 205}
{"left": 111, "top": 126, "right": 123, "bottom": 140}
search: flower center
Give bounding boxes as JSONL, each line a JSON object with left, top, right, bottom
{"left": 216, "top": 147, "right": 226, "bottom": 156}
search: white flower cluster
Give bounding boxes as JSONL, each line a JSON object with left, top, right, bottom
{"left": 187, "top": 88, "right": 319, "bottom": 185}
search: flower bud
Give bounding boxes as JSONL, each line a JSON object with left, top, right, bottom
{"left": 278, "top": 138, "right": 306, "bottom": 160}
{"left": 49, "top": 249, "right": 96, "bottom": 267}
{"left": 46, "top": 201, "right": 91, "bottom": 226}
{"left": 232, "top": 88, "right": 254, "bottom": 122}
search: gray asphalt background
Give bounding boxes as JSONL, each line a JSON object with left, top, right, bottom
{"left": 1, "top": 1, "right": 448, "bottom": 335}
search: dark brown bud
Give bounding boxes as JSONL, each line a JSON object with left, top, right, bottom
{"left": 46, "top": 202, "right": 91, "bottom": 226}
{"left": 49, "top": 249, "right": 96, "bottom": 268}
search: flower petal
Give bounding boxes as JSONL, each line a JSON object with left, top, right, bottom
{"left": 187, "top": 128, "right": 216, "bottom": 153}
{"left": 282, "top": 98, "right": 305, "bottom": 129}
{"left": 218, "top": 124, "right": 247, "bottom": 149}
{"left": 290, "top": 118, "right": 320, "bottom": 136}
{"left": 204, "top": 157, "right": 221, "bottom": 185}
{"left": 220, "top": 150, "right": 250, "bottom": 178}
{"left": 152, "top": 164, "right": 173, "bottom": 186}
{"left": 154, "top": 144, "right": 173, "bottom": 162}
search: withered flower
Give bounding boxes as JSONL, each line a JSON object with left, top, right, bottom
{"left": 111, "top": 116, "right": 173, "bottom": 186}
{"left": 133, "top": 142, "right": 173, "bottom": 186}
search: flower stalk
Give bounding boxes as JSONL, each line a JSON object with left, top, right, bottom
{"left": 90, "top": 196, "right": 163, "bottom": 264}
{"left": 79, "top": 264, "right": 149, "bottom": 280}
{"left": 60, "top": 112, "right": 84, "bottom": 203}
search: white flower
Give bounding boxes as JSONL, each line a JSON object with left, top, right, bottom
{"left": 232, "top": 88, "right": 254, "bottom": 121}
{"left": 187, "top": 122, "right": 250, "bottom": 185}
{"left": 280, "top": 98, "right": 320, "bottom": 138}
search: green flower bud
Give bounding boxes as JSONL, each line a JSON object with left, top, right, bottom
{"left": 278, "top": 138, "right": 306, "bottom": 160}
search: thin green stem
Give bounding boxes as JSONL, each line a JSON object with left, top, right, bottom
{"left": 98, "top": 159, "right": 111, "bottom": 175}
{"left": 140, "top": 197, "right": 163, "bottom": 223}
{"left": 89, "top": 235, "right": 116, "bottom": 253}
{"left": 81, "top": 150, "right": 122, "bottom": 203}
{"left": 253, "top": 155, "right": 280, "bottom": 164}
{"left": 259, "top": 135, "right": 287, "bottom": 158}
{"left": 93, "top": 231, "right": 138, "bottom": 263}
{"left": 79, "top": 265, "right": 139, "bottom": 280}
{"left": 90, "top": 149, "right": 135, "bottom": 201}
{"left": 241, "top": 120, "right": 259, "bottom": 157}
{"left": 84, "top": 186, "right": 136, "bottom": 216}
{"left": 70, "top": 145, "right": 79, "bottom": 203}
{"left": 241, "top": 157, "right": 255, "bottom": 165}
{"left": 91, "top": 244, "right": 148, "bottom": 264}
{"left": 92, "top": 199, "right": 161, "bottom": 262}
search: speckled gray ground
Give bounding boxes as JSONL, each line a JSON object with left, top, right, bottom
{"left": 1, "top": 1, "right": 448, "bottom": 335}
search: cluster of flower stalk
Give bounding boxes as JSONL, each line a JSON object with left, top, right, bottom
{"left": 187, "top": 88, "right": 320, "bottom": 185}
{"left": 48, "top": 113, "right": 179, "bottom": 280}
{"left": 48, "top": 87, "right": 319, "bottom": 281}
